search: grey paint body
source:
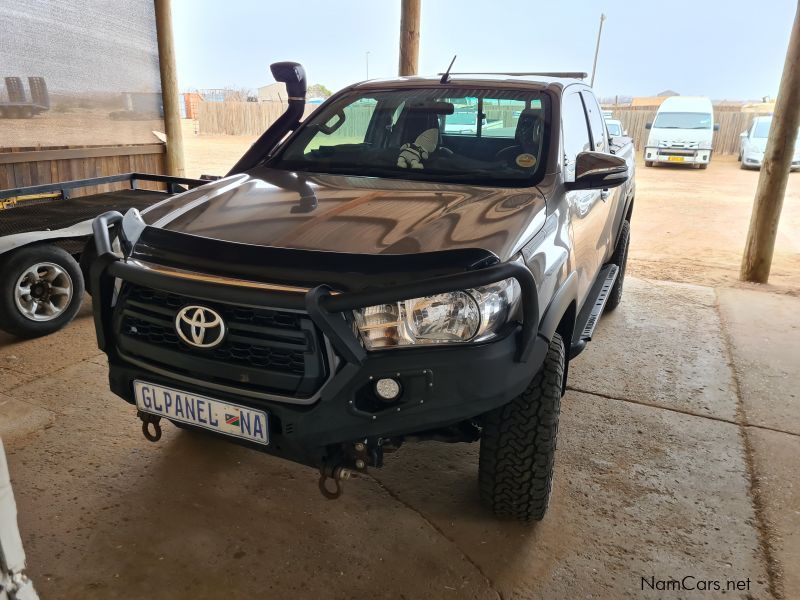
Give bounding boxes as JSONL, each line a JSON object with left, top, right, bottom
{"left": 139, "top": 77, "right": 635, "bottom": 334}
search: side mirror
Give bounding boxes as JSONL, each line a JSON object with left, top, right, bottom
{"left": 740, "top": 131, "right": 748, "bottom": 139}
{"left": 566, "top": 151, "right": 629, "bottom": 191}
{"left": 713, "top": 123, "right": 720, "bottom": 131}
{"left": 623, "top": 129, "right": 628, "bottom": 136}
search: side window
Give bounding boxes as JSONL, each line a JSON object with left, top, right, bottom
{"left": 304, "top": 98, "right": 377, "bottom": 152}
{"left": 439, "top": 97, "right": 540, "bottom": 139}
{"left": 561, "top": 92, "right": 591, "bottom": 182}
{"left": 581, "top": 91, "right": 607, "bottom": 152}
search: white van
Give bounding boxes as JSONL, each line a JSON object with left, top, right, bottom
{"left": 644, "top": 96, "right": 718, "bottom": 169}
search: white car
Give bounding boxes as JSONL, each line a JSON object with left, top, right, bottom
{"left": 739, "top": 115, "right": 800, "bottom": 170}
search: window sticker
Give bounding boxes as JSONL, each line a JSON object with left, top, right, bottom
{"left": 515, "top": 153, "right": 537, "bottom": 168}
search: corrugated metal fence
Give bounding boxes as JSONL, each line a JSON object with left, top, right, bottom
{"left": 609, "top": 109, "right": 771, "bottom": 155}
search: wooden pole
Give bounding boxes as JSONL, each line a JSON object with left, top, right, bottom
{"left": 398, "top": 0, "right": 421, "bottom": 76}
{"left": 154, "top": 0, "right": 186, "bottom": 177}
{"left": 740, "top": 4, "right": 800, "bottom": 283}
{"left": 590, "top": 14, "right": 606, "bottom": 87}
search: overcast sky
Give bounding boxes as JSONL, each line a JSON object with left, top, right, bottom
{"left": 173, "top": 0, "right": 795, "bottom": 101}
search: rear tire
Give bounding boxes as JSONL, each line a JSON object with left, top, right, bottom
{"left": 478, "top": 333, "right": 565, "bottom": 522}
{"left": 605, "top": 220, "right": 630, "bottom": 312}
{"left": 0, "top": 245, "right": 85, "bottom": 338}
{"left": 698, "top": 163, "right": 708, "bottom": 170}
{"left": 645, "top": 160, "right": 653, "bottom": 167}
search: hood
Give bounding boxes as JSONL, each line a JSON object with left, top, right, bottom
{"left": 141, "top": 167, "right": 547, "bottom": 261}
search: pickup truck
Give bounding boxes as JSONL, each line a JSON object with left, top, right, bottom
{"left": 89, "top": 62, "right": 635, "bottom": 521}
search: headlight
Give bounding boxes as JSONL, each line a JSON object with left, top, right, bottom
{"left": 352, "top": 278, "right": 521, "bottom": 350}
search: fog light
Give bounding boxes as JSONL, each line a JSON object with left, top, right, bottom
{"left": 374, "top": 378, "right": 401, "bottom": 402}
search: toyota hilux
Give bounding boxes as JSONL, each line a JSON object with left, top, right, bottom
{"left": 89, "top": 62, "right": 635, "bottom": 521}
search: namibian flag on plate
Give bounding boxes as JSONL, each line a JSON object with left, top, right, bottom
{"left": 133, "top": 381, "right": 269, "bottom": 445}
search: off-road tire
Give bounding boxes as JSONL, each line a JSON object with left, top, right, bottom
{"left": 645, "top": 160, "right": 653, "bottom": 167}
{"left": 698, "top": 163, "right": 708, "bottom": 170}
{"left": 605, "top": 219, "right": 630, "bottom": 312}
{"left": 478, "top": 333, "right": 565, "bottom": 521}
{"left": 0, "top": 245, "right": 85, "bottom": 338}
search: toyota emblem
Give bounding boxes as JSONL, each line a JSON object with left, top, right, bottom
{"left": 175, "top": 305, "right": 226, "bottom": 348}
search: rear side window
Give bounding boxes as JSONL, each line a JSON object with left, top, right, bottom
{"left": 438, "top": 96, "right": 542, "bottom": 139}
{"left": 581, "top": 91, "right": 607, "bottom": 152}
{"left": 561, "top": 92, "right": 591, "bottom": 176}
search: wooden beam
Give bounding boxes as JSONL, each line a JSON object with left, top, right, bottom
{"left": 740, "top": 4, "right": 800, "bottom": 283}
{"left": 398, "top": 0, "right": 421, "bottom": 76}
{"left": 154, "top": 0, "right": 186, "bottom": 177}
{"left": 0, "top": 144, "right": 165, "bottom": 165}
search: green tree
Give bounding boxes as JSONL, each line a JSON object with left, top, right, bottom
{"left": 307, "top": 84, "right": 332, "bottom": 98}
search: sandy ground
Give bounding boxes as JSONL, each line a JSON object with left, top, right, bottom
{"left": 180, "top": 120, "right": 800, "bottom": 293}
{"left": 628, "top": 157, "right": 800, "bottom": 293}
{"left": 2, "top": 279, "right": 797, "bottom": 599}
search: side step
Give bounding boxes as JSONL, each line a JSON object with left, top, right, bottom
{"left": 570, "top": 264, "right": 618, "bottom": 358}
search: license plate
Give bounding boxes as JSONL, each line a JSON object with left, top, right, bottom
{"left": 668, "top": 156, "right": 685, "bottom": 162}
{"left": 134, "top": 381, "right": 269, "bottom": 445}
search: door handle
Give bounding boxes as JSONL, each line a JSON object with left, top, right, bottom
{"left": 600, "top": 189, "right": 610, "bottom": 201}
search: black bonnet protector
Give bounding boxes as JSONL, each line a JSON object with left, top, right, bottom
{"left": 131, "top": 225, "right": 500, "bottom": 292}
{"left": 92, "top": 211, "right": 538, "bottom": 366}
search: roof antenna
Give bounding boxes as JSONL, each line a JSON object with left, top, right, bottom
{"left": 440, "top": 55, "right": 457, "bottom": 84}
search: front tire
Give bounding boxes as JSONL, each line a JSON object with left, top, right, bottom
{"left": 479, "top": 333, "right": 565, "bottom": 521}
{"left": 0, "top": 245, "right": 85, "bottom": 338}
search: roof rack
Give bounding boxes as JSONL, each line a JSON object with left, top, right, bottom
{"left": 437, "top": 71, "right": 588, "bottom": 80}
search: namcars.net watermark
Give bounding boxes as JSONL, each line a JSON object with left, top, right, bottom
{"left": 642, "top": 576, "right": 752, "bottom": 593}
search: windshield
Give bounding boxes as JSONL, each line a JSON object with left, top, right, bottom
{"left": 606, "top": 121, "right": 622, "bottom": 136}
{"left": 271, "top": 88, "right": 550, "bottom": 186}
{"left": 753, "top": 120, "right": 771, "bottom": 138}
{"left": 653, "top": 112, "right": 713, "bottom": 129}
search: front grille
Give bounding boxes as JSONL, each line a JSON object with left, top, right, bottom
{"left": 114, "top": 283, "right": 328, "bottom": 399}
{"left": 658, "top": 148, "right": 696, "bottom": 157}
{"left": 658, "top": 140, "right": 700, "bottom": 149}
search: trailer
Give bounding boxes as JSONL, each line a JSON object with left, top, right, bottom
{"left": 0, "top": 78, "right": 49, "bottom": 119}
{"left": 0, "top": 173, "right": 209, "bottom": 338}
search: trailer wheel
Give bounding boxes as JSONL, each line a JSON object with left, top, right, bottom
{"left": 0, "top": 245, "right": 85, "bottom": 338}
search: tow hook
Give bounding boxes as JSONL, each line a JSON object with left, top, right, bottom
{"left": 318, "top": 465, "right": 351, "bottom": 500}
{"left": 138, "top": 411, "right": 162, "bottom": 442}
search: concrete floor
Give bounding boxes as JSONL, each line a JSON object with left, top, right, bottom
{"left": 1, "top": 277, "right": 798, "bottom": 599}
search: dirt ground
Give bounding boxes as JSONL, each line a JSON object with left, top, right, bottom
{"left": 180, "top": 120, "right": 800, "bottom": 293}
